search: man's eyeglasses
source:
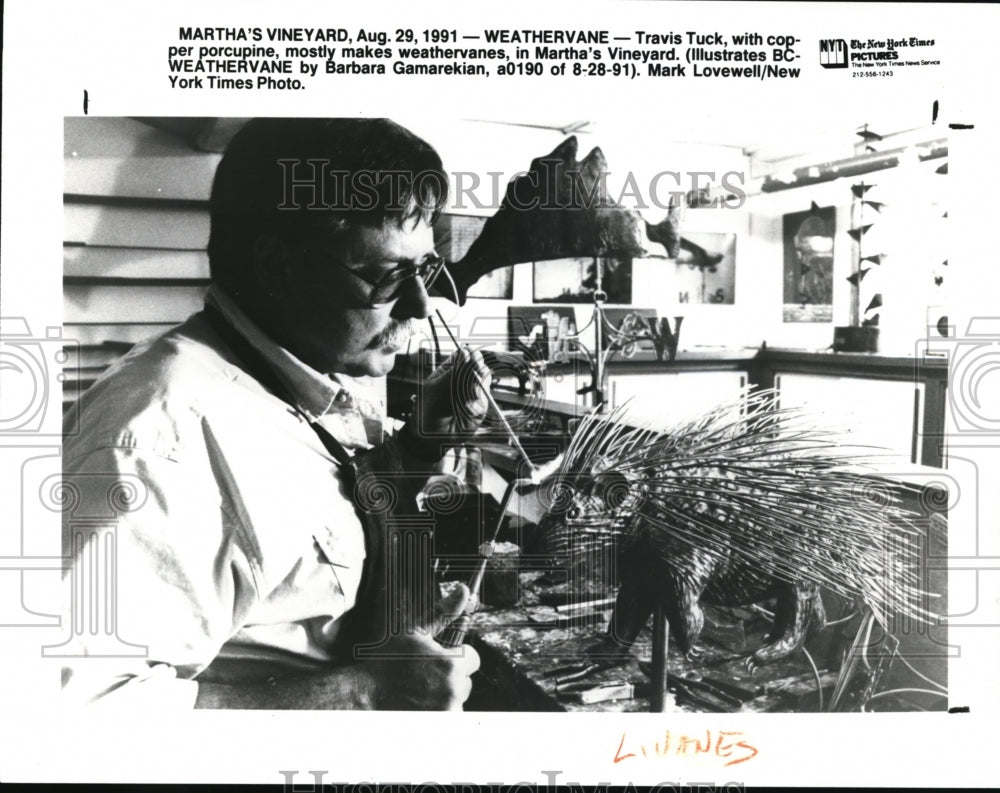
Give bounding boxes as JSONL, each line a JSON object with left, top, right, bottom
{"left": 334, "top": 253, "right": 447, "bottom": 308}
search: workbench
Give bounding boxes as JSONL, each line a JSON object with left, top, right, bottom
{"left": 459, "top": 555, "right": 947, "bottom": 713}
{"left": 460, "top": 569, "right": 873, "bottom": 713}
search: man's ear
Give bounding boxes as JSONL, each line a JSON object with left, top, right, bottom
{"left": 251, "top": 235, "right": 293, "bottom": 297}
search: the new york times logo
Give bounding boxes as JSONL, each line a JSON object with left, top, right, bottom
{"left": 819, "top": 38, "right": 848, "bottom": 68}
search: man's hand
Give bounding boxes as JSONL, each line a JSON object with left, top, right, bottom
{"left": 195, "top": 585, "right": 480, "bottom": 710}
{"left": 362, "top": 583, "right": 481, "bottom": 710}
{"left": 406, "top": 347, "right": 492, "bottom": 454}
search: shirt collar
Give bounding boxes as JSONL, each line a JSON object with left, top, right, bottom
{"left": 206, "top": 285, "right": 351, "bottom": 420}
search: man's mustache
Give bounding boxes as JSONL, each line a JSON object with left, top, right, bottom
{"left": 369, "top": 319, "right": 418, "bottom": 349}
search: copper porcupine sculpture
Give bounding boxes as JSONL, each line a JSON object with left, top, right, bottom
{"left": 538, "top": 389, "right": 938, "bottom": 674}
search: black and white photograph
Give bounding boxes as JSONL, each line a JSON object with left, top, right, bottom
{"left": 675, "top": 231, "right": 737, "bottom": 305}
{"left": 532, "top": 256, "right": 633, "bottom": 304}
{"left": 1, "top": 1, "right": 999, "bottom": 789}
{"left": 53, "top": 112, "right": 958, "bottom": 711}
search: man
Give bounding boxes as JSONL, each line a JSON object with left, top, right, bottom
{"left": 61, "top": 118, "right": 488, "bottom": 709}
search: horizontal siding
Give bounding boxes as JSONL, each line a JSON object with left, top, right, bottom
{"left": 64, "top": 156, "right": 219, "bottom": 201}
{"left": 64, "top": 117, "right": 221, "bottom": 200}
{"left": 64, "top": 284, "right": 208, "bottom": 323}
{"left": 64, "top": 203, "right": 209, "bottom": 249}
{"left": 63, "top": 117, "right": 215, "bottom": 407}
{"left": 64, "top": 245, "right": 211, "bottom": 279}
{"left": 63, "top": 323, "right": 179, "bottom": 346}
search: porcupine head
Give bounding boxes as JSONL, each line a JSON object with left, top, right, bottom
{"left": 534, "top": 457, "right": 656, "bottom": 660}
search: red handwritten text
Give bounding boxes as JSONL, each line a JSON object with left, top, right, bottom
{"left": 614, "top": 729, "right": 759, "bottom": 767}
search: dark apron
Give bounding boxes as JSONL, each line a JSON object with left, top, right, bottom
{"left": 203, "top": 306, "right": 436, "bottom": 665}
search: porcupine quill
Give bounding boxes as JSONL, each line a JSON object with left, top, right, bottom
{"left": 540, "top": 389, "right": 937, "bottom": 633}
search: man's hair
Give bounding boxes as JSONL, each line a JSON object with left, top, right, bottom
{"left": 208, "top": 117, "right": 448, "bottom": 289}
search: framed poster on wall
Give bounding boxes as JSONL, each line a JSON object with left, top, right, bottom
{"left": 783, "top": 204, "right": 835, "bottom": 322}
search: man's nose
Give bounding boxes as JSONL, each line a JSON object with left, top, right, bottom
{"left": 391, "top": 274, "right": 432, "bottom": 320}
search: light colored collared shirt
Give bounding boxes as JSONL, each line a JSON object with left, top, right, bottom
{"left": 60, "top": 286, "right": 389, "bottom": 707}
